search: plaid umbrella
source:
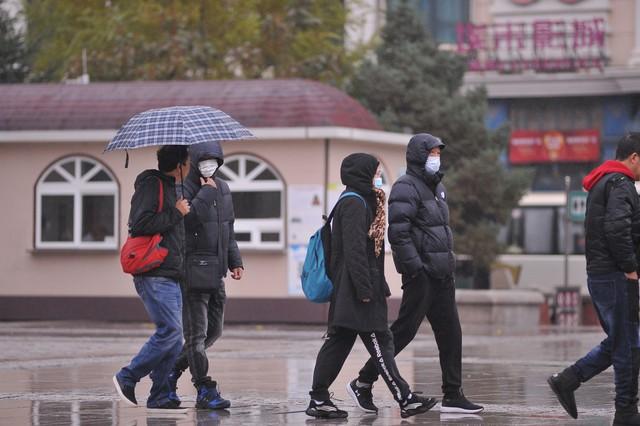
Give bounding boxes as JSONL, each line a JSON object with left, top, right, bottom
{"left": 104, "top": 106, "right": 255, "bottom": 165}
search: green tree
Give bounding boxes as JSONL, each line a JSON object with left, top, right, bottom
{"left": 0, "top": 0, "right": 29, "bottom": 82}
{"left": 349, "top": 2, "right": 531, "bottom": 287}
{"left": 23, "top": 0, "right": 359, "bottom": 85}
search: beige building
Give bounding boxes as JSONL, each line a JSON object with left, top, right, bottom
{"left": 0, "top": 80, "right": 414, "bottom": 322}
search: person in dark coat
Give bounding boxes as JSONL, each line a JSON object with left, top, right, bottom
{"left": 306, "top": 153, "right": 437, "bottom": 420}
{"left": 548, "top": 133, "right": 640, "bottom": 425}
{"left": 349, "top": 134, "right": 483, "bottom": 415}
{"left": 168, "top": 141, "right": 244, "bottom": 410}
{"left": 113, "top": 145, "right": 190, "bottom": 413}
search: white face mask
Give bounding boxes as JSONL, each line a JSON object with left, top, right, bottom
{"left": 425, "top": 156, "right": 440, "bottom": 174}
{"left": 198, "top": 159, "right": 219, "bottom": 178}
{"left": 374, "top": 177, "right": 383, "bottom": 189}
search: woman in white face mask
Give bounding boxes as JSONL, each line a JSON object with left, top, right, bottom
{"left": 198, "top": 158, "right": 219, "bottom": 188}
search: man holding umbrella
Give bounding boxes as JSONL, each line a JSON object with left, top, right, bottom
{"left": 113, "top": 145, "right": 191, "bottom": 413}
{"left": 167, "top": 140, "right": 244, "bottom": 410}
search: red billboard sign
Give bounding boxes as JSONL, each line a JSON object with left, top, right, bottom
{"left": 509, "top": 129, "right": 600, "bottom": 164}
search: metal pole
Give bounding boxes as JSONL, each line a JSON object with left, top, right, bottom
{"left": 564, "top": 176, "right": 571, "bottom": 288}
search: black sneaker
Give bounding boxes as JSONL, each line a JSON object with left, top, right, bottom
{"left": 614, "top": 405, "right": 640, "bottom": 425}
{"left": 196, "top": 382, "right": 231, "bottom": 410}
{"left": 400, "top": 393, "right": 438, "bottom": 418}
{"left": 441, "top": 391, "right": 484, "bottom": 414}
{"left": 547, "top": 367, "right": 580, "bottom": 419}
{"left": 167, "top": 370, "right": 181, "bottom": 405}
{"left": 306, "top": 399, "right": 348, "bottom": 419}
{"left": 147, "top": 399, "right": 188, "bottom": 414}
{"left": 112, "top": 375, "right": 137, "bottom": 407}
{"left": 346, "top": 380, "right": 378, "bottom": 413}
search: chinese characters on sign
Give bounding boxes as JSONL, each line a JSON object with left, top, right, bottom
{"left": 509, "top": 129, "right": 600, "bottom": 164}
{"left": 457, "top": 18, "right": 607, "bottom": 73}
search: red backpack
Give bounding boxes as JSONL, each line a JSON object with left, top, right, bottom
{"left": 120, "top": 178, "right": 169, "bottom": 275}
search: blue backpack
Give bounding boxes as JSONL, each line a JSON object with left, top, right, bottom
{"left": 301, "top": 192, "right": 367, "bottom": 303}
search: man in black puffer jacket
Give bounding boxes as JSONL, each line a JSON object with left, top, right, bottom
{"left": 168, "top": 141, "right": 243, "bottom": 410}
{"left": 549, "top": 133, "right": 640, "bottom": 425}
{"left": 349, "top": 133, "right": 483, "bottom": 414}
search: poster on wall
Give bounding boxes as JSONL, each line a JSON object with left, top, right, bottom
{"left": 509, "top": 129, "right": 600, "bottom": 164}
{"left": 287, "top": 185, "right": 324, "bottom": 296}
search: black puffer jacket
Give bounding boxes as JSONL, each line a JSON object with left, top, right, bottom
{"left": 128, "top": 170, "right": 185, "bottom": 281}
{"left": 328, "top": 153, "right": 391, "bottom": 332}
{"left": 582, "top": 160, "right": 640, "bottom": 275}
{"left": 182, "top": 141, "right": 243, "bottom": 277}
{"left": 389, "top": 133, "right": 455, "bottom": 280}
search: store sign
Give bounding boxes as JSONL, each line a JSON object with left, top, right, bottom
{"left": 457, "top": 18, "right": 606, "bottom": 73}
{"left": 509, "top": 129, "right": 600, "bottom": 164}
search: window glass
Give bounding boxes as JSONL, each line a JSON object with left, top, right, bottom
{"left": 232, "top": 191, "right": 282, "bottom": 219}
{"left": 82, "top": 196, "right": 115, "bottom": 242}
{"left": 41, "top": 195, "right": 74, "bottom": 242}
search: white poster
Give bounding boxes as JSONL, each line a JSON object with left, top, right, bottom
{"left": 287, "top": 185, "right": 325, "bottom": 244}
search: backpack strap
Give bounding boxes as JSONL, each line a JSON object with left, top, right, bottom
{"left": 156, "top": 178, "right": 164, "bottom": 213}
{"left": 325, "top": 191, "right": 367, "bottom": 223}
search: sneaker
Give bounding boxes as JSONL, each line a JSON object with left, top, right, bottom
{"left": 400, "top": 393, "right": 438, "bottom": 418}
{"left": 196, "top": 382, "right": 231, "bottom": 410}
{"left": 547, "top": 367, "right": 580, "bottom": 419}
{"left": 346, "top": 380, "right": 378, "bottom": 413}
{"left": 167, "top": 370, "right": 181, "bottom": 405}
{"left": 305, "top": 399, "right": 348, "bottom": 419}
{"left": 441, "top": 391, "right": 484, "bottom": 414}
{"left": 614, "top": 405, "right": 640, "bottom": 425}
{"left": 147, "top": 399, "right": 188, "bottom": 414}
{"left": 112, "top": 375, "right": 137, "bottom": 407}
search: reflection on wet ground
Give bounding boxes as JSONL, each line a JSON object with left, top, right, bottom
{"left": 0, "top": 322, "right": 618, "bottom": 425}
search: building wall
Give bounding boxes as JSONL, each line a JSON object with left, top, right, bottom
{"left": 0, "top": 137, "right": 409, "bottom": 305}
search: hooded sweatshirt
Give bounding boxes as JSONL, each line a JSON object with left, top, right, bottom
{"left": 582, "top": 160, "right": 640, "bottom": 275}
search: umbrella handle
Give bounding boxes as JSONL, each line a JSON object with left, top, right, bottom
{"left": 125, "top": 150, "right": 129, "bottom": 168}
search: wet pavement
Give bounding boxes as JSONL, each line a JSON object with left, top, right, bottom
{"left": 0, "top": 321, "right": 621, "bottom": 425}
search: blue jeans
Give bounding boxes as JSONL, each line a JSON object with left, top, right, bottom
{"left": 117, "top": 276, "right": 184, "bottom": 407}
{"left": 574, "top": 271, "right": 640, "bottom": 408}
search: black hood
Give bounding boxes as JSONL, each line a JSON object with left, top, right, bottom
{"left": 340, "top": 153, "right": 379, "bottom": 196}
{"left": 187, "top": 141, "right": 224, "bottom": 182}
{"left": 134, "top": 169, "right": 174, "bottom": 189}
{"left": 406, "top": 133, "right": 445, "bottom": 184}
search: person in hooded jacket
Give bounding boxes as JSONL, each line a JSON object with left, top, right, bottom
{"left": 348, "top": 134, "right": 483, "bottom": 415}
{"left": 167, "top": 141, "right": 244, "bottom": 410}
{"left": 306, "top": 153, "right": 437, "bottom": 420}
{"left": 548, "top": 133, "right": 640, "bottom": 425}
{"left": 113, "top": 145, "right": 191, "bottom": 413}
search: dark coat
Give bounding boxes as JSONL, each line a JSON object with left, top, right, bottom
{"left": 182, "top": 141, "right": 243, "bottom": 278}
{"left": 328, "top": 153, "right": 391, "bottom": 332}
{"left": 583, "top": 161, "right": 640, "bottom": 275}
{"left": 128, "top": 170, "right": 185, "bottom": 281}
{"left": 389, "top": 133, "right": 455, "bottom": 280}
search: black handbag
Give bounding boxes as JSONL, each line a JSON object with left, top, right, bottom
{"left": 186, "top": 253, "right": 222, "bottom": 293}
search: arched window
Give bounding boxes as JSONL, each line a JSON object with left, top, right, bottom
{"left": 36, "top": 156, "right": 119, "bottom": 250}
{"left": 217, "top": 154, "right": 285, "bottom": 249}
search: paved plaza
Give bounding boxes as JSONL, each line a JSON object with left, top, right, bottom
{"left": 0, "top": 321, "right": 621, "bottom": 425}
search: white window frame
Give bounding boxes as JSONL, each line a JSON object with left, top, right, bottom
{"left": 219, "top": 154, "right": 285, "bottom": 250}
{"left": 35, "top": 156, "right": 119, "bottom": 250}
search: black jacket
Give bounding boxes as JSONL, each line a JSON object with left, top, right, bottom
{"left": 182, "top": 141, "right": 243, "bottom": 277}
{"left": 328, "top": 153, "right": 391, "bottom": 332}
{"left": 128, "top": 170, "right": 185, "bottom": 281}
{"left": 583, "top": 161, "right": 640, "bottom": 275}
{"left": 389, "top": 133, "right": 455, "bottom": 280}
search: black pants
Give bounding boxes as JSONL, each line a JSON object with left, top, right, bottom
{"left": 173, "top": 285, "right": 226, "bottom": 388}
{"left": 310, "top": 326, "right": 411, "bottom": 403}
{"left": 358, "top": 272, "right": 462, "bottom": 396}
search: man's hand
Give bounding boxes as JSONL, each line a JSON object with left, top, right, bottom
{"left": 625, "top": 271, "right": 639, "bottom": 281}
{"left": 200, "top": 177, "right": 217, "bottom": 188}
{"left": 175, "top": 198, "right": 190, "bottom": 216}
{"left": 231, "top": 267, "right": 243, "bottom": 280}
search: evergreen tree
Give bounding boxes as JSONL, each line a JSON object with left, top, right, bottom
{"left": 0, "top": 1, "right": 29, "bottom": 82}
{"left": 349, "top": 2, "right": 531, "bottom": 287}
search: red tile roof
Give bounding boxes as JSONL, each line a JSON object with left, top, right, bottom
{"left": 0, "top": 79, "right": 382, "bottom": 131}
